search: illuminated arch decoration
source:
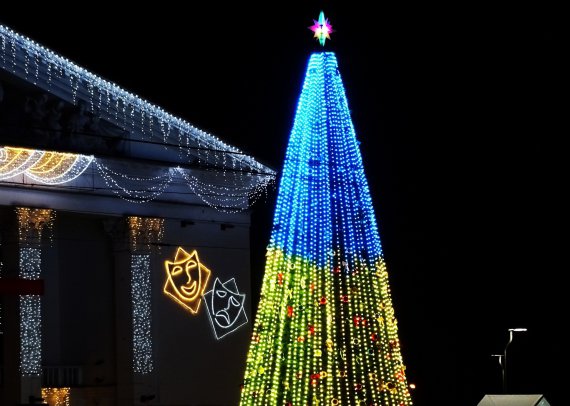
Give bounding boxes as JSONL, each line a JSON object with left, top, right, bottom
{"left": 203, "top": 277, "right": 248, "bottom": 340}
{"left": 0, "top": 147, "right": 44, "bottom": 180}
{"left": 0, "top": 147, "right": 93, "bottom": 184}
{"left": 25, "top": 150, "right": 93, "bottom": 184}
{"left": 163, "top": 247, "right": 211, "bottom": 314}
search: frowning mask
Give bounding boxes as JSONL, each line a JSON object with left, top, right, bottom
{"left": 203, "top": 278, "right": 248, "bottom": 339}
{"left": 163, "top": 247, "right": 211, "bottom": 314}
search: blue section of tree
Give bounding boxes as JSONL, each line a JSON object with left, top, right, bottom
{"left": 270, "top": 52, "right": 383, "bottom": 269}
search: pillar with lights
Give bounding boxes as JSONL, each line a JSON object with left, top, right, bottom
{"left": 240, "top": 12, "right": 413, "bottom": 406}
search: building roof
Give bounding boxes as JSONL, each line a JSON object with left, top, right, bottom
{"left": 0, "top": 24, "right": 275, "bottom": 211}
{"left": 477, "top": 395, "right": 551, "bottom": 406}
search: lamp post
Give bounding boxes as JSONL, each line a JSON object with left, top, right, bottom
{"left": 500, "top": 328, "right": 527, "bottom": 393}
{"left": 491, "top": 353, "right": 504, "bottom": 391}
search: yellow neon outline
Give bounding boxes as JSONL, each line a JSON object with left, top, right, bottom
{"left": 163, "top": 247, "right": 211, "bottom": 314}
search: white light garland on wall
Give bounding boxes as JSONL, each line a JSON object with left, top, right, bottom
{"left": 176, "top": 167, "right": 274, "bottom": 213}
{"left": 128, "top": 216, "right": 164, "bottom": 374}
{"left": 131, "top": 254, "right": 153, "bottom": 374}
{"left": 96, "top": 160, "right": 274, "bottom": 210}
{"left": 19, "top": 247, "right": 42, "bottom": 375}
{"left": 1, "top": 146, "right": 273, "bottom": 210}
{"left": 95, "top": 161, "right": 174, "bottom": 204}
{"left": 15, "top": 207, "right": 55, "bottom": 377}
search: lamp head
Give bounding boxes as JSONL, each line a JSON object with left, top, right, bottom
{"left": 508, "top": 328, "right": 527, "bottom": 332}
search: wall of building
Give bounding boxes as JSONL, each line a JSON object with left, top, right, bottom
{"left": 153, "top": 218, "right": 252, "bottom": 405}
{"left": 1, "top": 205, "right": 253, "bottom": 406}
{"left": 45, "top": 213, "right": 117, "bottom": 386}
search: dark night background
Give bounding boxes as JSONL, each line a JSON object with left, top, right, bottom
{"left": 1, "top": 2, "right": 564, "bottom": 405}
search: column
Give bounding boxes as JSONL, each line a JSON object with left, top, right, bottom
{"left": 16, "top": 207, "right": 55, "bottom": 405}
{"left": 127, "top": 216, "right": 164, "bottom": 405}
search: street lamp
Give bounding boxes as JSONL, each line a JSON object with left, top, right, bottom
{"left": 498, "top": 328, "right": 527, "bottom": 393}
{"left": 491, "top": 354, "right": 504, "bottom": 391}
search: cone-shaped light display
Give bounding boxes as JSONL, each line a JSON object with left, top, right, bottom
{"left": 240, "top": 52, "right": 413, "bottom": 405}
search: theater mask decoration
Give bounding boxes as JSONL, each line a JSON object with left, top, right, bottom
{"left": 163, "top": 247, "right": 211, "bottom": 314}
{"left": 203, "top": 277, "right": 248, "bottom": 339}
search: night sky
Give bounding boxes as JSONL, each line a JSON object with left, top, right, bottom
{"left": 1, "top": 3, "right": 563, "bottom": 405}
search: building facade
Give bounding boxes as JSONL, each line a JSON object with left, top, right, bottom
{"left": 0, "top": 24, "right": 274, "bottom": 406}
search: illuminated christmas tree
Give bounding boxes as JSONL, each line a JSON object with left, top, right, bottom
{"left": 240, "top": 13, "right": 413, "bottom": 406}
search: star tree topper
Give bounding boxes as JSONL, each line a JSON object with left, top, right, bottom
{"left": 309, "top": 11, "right": 333, "bottom": 46}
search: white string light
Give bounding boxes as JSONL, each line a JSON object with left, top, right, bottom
{"left": 128, "top": 217, "right": 163, "bottom": 374}
{"left": 131, "top": 254, "right": 153, "bottom": 374}
{"left": 1, "top": 146, "right": 273, "bottom": 211}
{"left": 176, "top": 167, "right": 274, "bottom": 213}
{"left": 0, "top": 24, "right": 275, "bottom": 179}
{"left": 95, "top": 160, "right": 174, "bottom": 203}
{"left": 19, "top": 247, "right": 42, "bottom": 376}
{"left": 16, "top": 208, "right": 55, "bottom": 377}
{"left": 1, "top": 23, "right": 276, "bottom": 211}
